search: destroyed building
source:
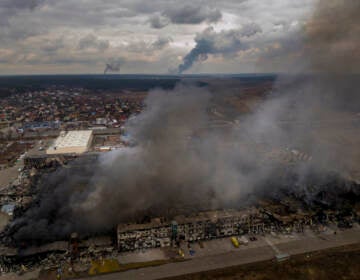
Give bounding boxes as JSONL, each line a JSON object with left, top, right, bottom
{"left": 116, "top": 207, "right": 319, "bottom": 252}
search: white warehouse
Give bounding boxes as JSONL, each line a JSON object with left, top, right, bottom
{"left": 46, "top": 130, "right": 93, "bottom": 155}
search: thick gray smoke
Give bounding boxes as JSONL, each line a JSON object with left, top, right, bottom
{"left": 178, "top": 23, "right": 262, "bottom": 73}
{"left": 305, "top": 0, "right": 360, "bottom": 74}
{"left": 12, "top": 84, "right": 279, "bottom": 242}
{"left": 254, "top": 0, "right": 360, "bottom": 184}
{"left": 10, "top": 0, "right": 359, "bottom": 243}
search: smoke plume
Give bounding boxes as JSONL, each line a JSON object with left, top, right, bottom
{"left": 103, "top": 58, "right": 123, "bottom": 74}
{"left": 178, "top": 23, "right": 262, "bottom": 74}
{"left": 9, "top": 0, "right": 360, "bottom": 243}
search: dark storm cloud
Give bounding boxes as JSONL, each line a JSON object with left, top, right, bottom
{"left": 78, "top": 34, "right": 110, "bottom": 51}
{"left": 125, "top": 36, "right": 172, "bottom": 54}
{"left": 0, "top": 0, "right": 47, "bottom": 24}
{"left": 1, "top": 0, "right": 45, "bottom": 11}
{"left": 163, "top": 5, "right": 222, "bottom": 25}
{"left": 148, "top": 14, "right": 170, "bottom": 29}
{"left": 178, "top": 23, "right": 262, "bottom": 73}
{"left": 41, "top": 37, "right": 65, "bottom": 53}
{"left": 147, "top": 3, "right": 222, "bottom": 29}
{"left": 0, "top": 0, "right": 316, "bottom": 74}
{"left": 151, "top": 36, "right": 172, "bottom": 50}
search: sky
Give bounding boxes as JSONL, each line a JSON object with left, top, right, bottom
{"left": 0, "top": 0, "right": 317, "bottom": 75}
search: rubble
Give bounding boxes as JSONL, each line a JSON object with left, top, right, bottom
{"left": 117, "top": 192, "right": 360, "bottom": 252}
{"left": 0, "top": 82, "right": 359, "bottom": 277}
{"left": 0, "top": 176, "right": 358, "bottom": 276}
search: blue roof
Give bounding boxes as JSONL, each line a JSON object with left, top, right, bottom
{"left": 1, "top": 204, "right": 15, "bottom": 214}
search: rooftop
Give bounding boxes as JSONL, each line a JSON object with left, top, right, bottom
{"left": 47, "top": 130, "right": 93, "bottom": 154}
{"left": 117, "top": 208, "right": 259, "bottom": 233}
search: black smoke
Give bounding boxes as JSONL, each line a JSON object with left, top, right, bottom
{"left": 8, "top": 0, "right": 360, "bottom": 244}
{"left": 103, "top": 58, "right": 123, "bottom": 74}
{"left": 178, "top": 23, "right": 262, "bottom": 73}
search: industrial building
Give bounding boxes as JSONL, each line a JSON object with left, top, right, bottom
{"left": 46, "top": 130, "right": 93, "bottom": 155}
{"left": 116, "top": 203, "right": 336, "bottom": 252}
{"left": 117, "top": 208, "right": 313, "bottom": 252}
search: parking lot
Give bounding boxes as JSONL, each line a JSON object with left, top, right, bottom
{"left": 118, "top": 223, "right": 360, "bottom": 265}
{"left": 90, "top": 225, "right": 360, "bottom": 280}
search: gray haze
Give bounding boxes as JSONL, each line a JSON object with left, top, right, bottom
{"left": 10, "top": 0, "right": 360, "bottom": 242}
{"left": 78, "top": 34, "right": 110, "bottom": 52}
{"left": 306, "top": 0, "right": 360, "bottom": 74}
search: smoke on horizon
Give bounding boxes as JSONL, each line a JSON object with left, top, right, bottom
{"left": 177, "top": 23, "right": 262, "bottom": 74}
{"left": 103, "top": 58, "right": 123, "bottom": 74}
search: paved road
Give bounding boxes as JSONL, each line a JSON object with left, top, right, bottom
{"left": 89, "top": 227, "right": 360, "bottom": 280}
{"left": 0, "top": 160, "right": 24, "bottom": 190}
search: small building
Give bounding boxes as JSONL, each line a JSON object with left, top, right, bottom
{"left": 46, "top": 130, "right": 93, "bottom": 155}
{"left": 95, "top": 118, "right": 107, "bottom": 125}
{"left": 23, "top": 121, "right": 60, "bottom": 131}
{"left": 1, "top": 204, "right": 16, "bottom": 216}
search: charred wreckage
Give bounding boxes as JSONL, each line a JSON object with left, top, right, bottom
{"left": 0, "top": 148, "right": 359, "bottom": 274}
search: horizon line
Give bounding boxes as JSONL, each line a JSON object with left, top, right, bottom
{"left": 0, "top": 72, "right": 280, "bottom": 77}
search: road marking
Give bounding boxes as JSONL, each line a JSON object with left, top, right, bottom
{"left": 264, "top": 237, "right": 281, "bottom": 254}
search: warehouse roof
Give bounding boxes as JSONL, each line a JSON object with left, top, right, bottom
{"left": 54, "top": 130, "right": 92, "bottom": 148}
{"left": 47, "top": 130, "right": 93, "bottom": 154}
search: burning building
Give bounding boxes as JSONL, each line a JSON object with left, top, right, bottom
{"left": 116, "top": 207, "right": 318, "bottom": 252}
